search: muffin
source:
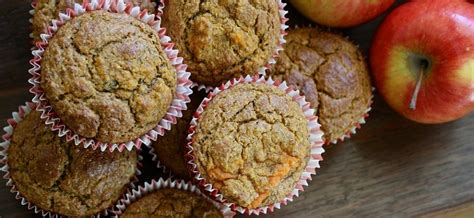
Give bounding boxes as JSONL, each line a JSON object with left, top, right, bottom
{"left": 7, "top": 110, "right": 138, "bottom": 217}
{"left": 189, "top": 82, "right": 311, "bottom": 209}
{"left": 162, "top": 0, "right": 282, "bottom": 86}
{"left": 151, "top": 88, "right": 207, "bottom": 179}
{"left": 267, "top": 27, "right": 372, "bottom": 144}
{"left": 121, "top": 188, "right": 223, "bottom": 217}
{"left": 40, "top": 11, "right": 177, "bottom": 144}
{"left": 32, "top": 0, "right": 157, "bottom": 40}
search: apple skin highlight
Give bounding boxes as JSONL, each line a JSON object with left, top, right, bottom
{"left": 371, "top": 0, "right": 474, "bottom": 124}
{"left": 290, "top": 0, "right": 395, "bottom": 28}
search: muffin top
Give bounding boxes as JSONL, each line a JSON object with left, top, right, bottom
{"left": 7, "top": 111, "right": 138, "bottom": 217}
{"left": 121, "top": 188, "right": 223, "bottom": 218}
{"left": 267, "top": 28, "right": 372, "bottom": 143}
{"left": 32, "top": 0, "right": 158, "bottom": 40}
{"left": 162, "top": 0, "right": 281, "bottom": 86}
{"left": 40, "top": 11, "right": 177, "bottom": 143}
{"left": 191, "top": 83, "right": 310, "bottom": 208}
{"left": 152, "top": 88, "right": 207, "bottom": 179}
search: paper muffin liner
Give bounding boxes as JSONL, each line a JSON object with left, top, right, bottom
{"left": 0, "top": 102, "right": 143, "bottom": 217}
{"left": 190, "top": 83, "right": 215, "bottom": 94}
{"left": 112, "top": 178, "right": 235, "bottom": 217}
{"left": 28, "top": 0, "right": 193, "bottom": 152}
{"left": 184, "top": 75, "right": 325, "bottom": 215}
{"left": 29, "top": 0, "right": 36, "bottom": 24}
{"left": 148, "top": 83, "right": 212, "bottom": 179}
{"left": 29, "top": 0, "right": 38, "bottom": 42}
{"left": 327, "top": 95, "right": 373, "bottom": 145}
{"left": 147, "top": 145, "right": 177, "bottom": 179}
{"left": 259, "top": 0, "right": 289, "bottom": 76}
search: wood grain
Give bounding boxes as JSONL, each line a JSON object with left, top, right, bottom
{"left": 0, "top": 0, "right": 473, "bottom": 217}
{"left": 418, "top": 201, "right": 474, "bottom": 218}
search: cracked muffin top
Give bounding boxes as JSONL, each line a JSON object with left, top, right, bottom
{"left": 162, "top": 0, "right": 281, "bottom": 86}
{"left": 32, "top": 0, "right": 157, "bottom": 40}
{"left": 267, "top": 28, "right": 372, "bottom": 143}
{"left": 7, "top": 111, "right": 138, "bottom": 217}
{"left": 191, "top": 83, "right": 311, "bottom": 209}
{"left": 152, "top": 88, "right": 207, "bottom": 180}
{"left": 121, "top": 188, "right": 223, "bottom": 218}
{"left": 41, "top": 11, "right": 177, "bottom": 143}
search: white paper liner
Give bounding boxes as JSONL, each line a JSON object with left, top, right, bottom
{"left": 28, "top": 0, "right": 193, "bottom": 152}
{"left": 148, "top": 84, "right": 212, "bottom": 179}
{"left": 147, "top": 145, "right": 176, "bottom": 179}
{"left": 328, "top": 99, "right": 373, "bottom": 145}
{"left": 258, "top": 0, "right": 288, "bottom": 76}
{"left": 184, "top": 75, "right": 325, "bottom": 215}
{"left": 28, "top": 0, "right": 38, "bottom": 41}
{"left": 190, "top": 83, "right": 214, "bottom": 94}
{"left": 112, "top": 178, "right": 235, "bottom": 217}
{"left": 0, "top": 102, "right": 142, "bottom": 217}
{"left": 29, "top": 0, "right": 36, "bottom": 23}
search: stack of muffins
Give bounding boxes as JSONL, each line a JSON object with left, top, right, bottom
{"left": 0, "top": 0, "right": 373, "bottom": 217}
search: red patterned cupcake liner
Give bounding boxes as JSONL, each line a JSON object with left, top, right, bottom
{"left": 147, "top": 145, "right": 176, "bottom": 179}
{"left": 28, "top": 0, "right": 38, "bottom": 41}
{"left": 0, "top": 102, "right": 142, "bottom": 217}
{"left": 28, "top": 0, "right": 193, "bottom": 152}
{"left": 149, "top": 83, "right": 212, "bottom": 179}
{"left": 260, "top": 0, "right": 289, "bottom": 75}
{"left": 111, "top": 178, "right": 235, "bottom": 217}
{"left": 190, "top": 82, "right": 215, "bottom": 94}
{"left": 184, "top": 75, "right": 325, "bottom": 215}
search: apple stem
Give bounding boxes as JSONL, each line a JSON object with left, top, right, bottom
{"left": 409, "top": 67, "right": 425, "bottom": 110}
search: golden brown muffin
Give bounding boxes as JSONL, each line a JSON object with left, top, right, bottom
{"left": 7, "top": 111, "right": 138, "bottom": 217}
{"left": 32, "top": 0, "right": 157, "bottom": 40}
{"left": 40, "top": 11, "right": 177, "bottom": 143}
{"left": 162, "top": 0, "right": 282, "bottom": 86}
{"left": 267, "top": 27, "right": 372, "bottom": 143}
{"left": 152, "top": 88, "right": 207, "bottom": 180}
{"left": 191, "top": 83, "right": 310, "bottom": 209}
{"left": 121, "top": 188, "right": 223, "bottom": 218}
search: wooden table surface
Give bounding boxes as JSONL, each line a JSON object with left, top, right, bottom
{"left": 0, "top": 0, "right": 473, "bottom": 217}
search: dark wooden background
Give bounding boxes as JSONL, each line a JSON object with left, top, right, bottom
{"left": 1, "top": 0, "right": 473, "bottom": 217}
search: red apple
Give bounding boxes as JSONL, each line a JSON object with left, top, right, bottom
{"left": 290, "top": 0, "right": 395, "bottom": 28}
{"left": 371, "top": 0, "right": 474, "bottom": 124}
